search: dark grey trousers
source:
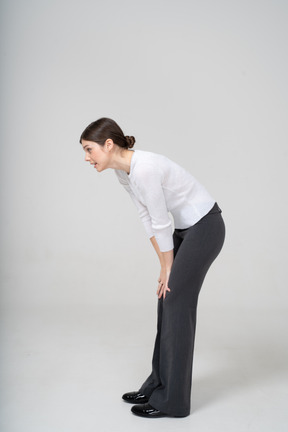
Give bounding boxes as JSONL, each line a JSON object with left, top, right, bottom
{"left": 138, "top": 203, "right": 226, "bottom": 417}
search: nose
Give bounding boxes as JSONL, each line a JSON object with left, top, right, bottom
{"left": 85, "top": 153, "right": 90, "bottom": 162}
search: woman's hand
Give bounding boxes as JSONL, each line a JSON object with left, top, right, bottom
{"left": 157, "top": 267, "right": 171, "bottom": 299}
{"left": 149, "top": 238, "right": 174, "bottom": 300}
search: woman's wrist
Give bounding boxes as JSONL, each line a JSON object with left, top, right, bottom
{"left": 162, "top": 250, "right": 174, "bottom": 270}
{"left": 161, "top": 264, "right": 172, "bottom": 271}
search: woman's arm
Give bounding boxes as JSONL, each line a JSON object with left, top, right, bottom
{"left": 150, "top": 236, "right": 173, "bottom": 300}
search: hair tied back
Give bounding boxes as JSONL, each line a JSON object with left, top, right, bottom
{"left": 125, "top": 136, "right": 136, "bottom": 149}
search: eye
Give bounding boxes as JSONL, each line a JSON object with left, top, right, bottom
{"left": 87, "top": 148, "right": 92, "bottom": 153}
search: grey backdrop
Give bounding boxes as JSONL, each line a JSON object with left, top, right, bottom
{"left": 1, "top": 0, "right": 287, "bottom": 312}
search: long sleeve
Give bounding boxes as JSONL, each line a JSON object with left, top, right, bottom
{"left": 132, "top": 163, "right": 173, "bottom": 252}
{"left": 115, "top": 170, "right": 154, "bottom": 238}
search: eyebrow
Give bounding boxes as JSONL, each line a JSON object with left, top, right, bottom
{"left": 83, "top": 145, "right": 90, "bottom": 150}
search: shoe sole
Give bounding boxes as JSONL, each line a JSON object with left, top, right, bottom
{"left": 131, "top": 410, "right": 167, "bottom": 418}
{"left": 131, "top": 407, "right": 189, "bottom": 418}
{"left": 122, "top": 398, "right": 149, "bottom": 404}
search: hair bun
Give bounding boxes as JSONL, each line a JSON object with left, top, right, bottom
{"left": 125, "top": 135, "right": 136, "bottom": 149}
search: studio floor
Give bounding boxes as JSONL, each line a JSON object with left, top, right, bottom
{"left": 1, "top": 303, "right": 287, "bottom": 432}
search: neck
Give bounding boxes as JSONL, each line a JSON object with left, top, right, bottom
{"left": 109, "top": 148, "right": 134, "bottom": 174}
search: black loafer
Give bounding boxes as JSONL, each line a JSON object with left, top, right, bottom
{"left": 131, "top": 403, "right": 167, "bottom": 418}
{"left": 122, "top": 391, "right": 149, "bottom": 404}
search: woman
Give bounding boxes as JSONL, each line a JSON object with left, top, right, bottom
{"left": 80, "top": 117, "right": 225, "bottom": 418}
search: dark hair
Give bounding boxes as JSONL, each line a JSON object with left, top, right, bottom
{"left": 80, "top": 117, "right": 135, "bottom": 149}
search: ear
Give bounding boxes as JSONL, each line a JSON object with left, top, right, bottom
{"left": 104, "top": 138, "right": 114, "bottom": 152}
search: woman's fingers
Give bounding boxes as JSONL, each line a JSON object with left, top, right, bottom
{"left": 163, "top": 285, "right": 171, "bottom": 299}
{"left": 157, "top": 281, "right": 163, "bottom": 296}
{"left": 157, "top": 281, "right": 171, "bottom": 299}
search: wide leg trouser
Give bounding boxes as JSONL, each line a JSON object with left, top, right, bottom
{"left": 138, "top": 204, "right": 226, "bottom": 417}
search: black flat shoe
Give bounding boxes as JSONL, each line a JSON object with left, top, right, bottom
{"left": 122, "top": 391, "right": 149, "bottom": 404}
{"left": 131, "top": 403, "right": 168, "bottom": 418}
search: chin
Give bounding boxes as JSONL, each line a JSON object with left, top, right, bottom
{"left": 99, "top": 164, "right": 110, "bottom": 172}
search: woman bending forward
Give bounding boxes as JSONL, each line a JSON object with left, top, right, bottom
{"left": 80, "top": 117, "right": 225, "bottom": 418}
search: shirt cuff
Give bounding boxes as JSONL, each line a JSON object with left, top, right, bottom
{"left": 155, "top": 226, "right": 174, "bottom": 252}
{"left": 142, "top": 219, "right": 154, "bottom": 239}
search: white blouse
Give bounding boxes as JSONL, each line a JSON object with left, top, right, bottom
{"left": 115, "top": 149, "right": 215, "bottom": 252}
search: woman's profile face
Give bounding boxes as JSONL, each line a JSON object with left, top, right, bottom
{"left": 81, "top": 139, "right": 110, "bottom": 172}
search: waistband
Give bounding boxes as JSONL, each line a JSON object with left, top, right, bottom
{"left": 174, "top": 202, "right": 222, "bottom": 232}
